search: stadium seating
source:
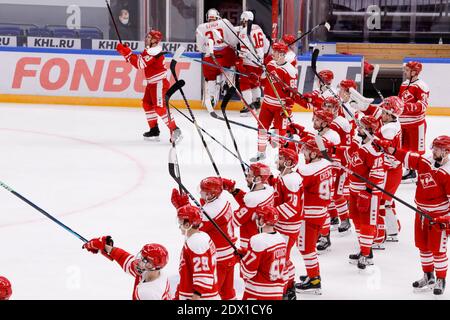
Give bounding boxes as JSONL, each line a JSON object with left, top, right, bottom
{"left": 0, "top": 26, "right": 22, "bottom": 36}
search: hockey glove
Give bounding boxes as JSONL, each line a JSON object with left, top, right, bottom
{"left": 83, "top": 236, "right": 114, "bottom": 254}
{"left": 171, "top": 188, "right": 189, "bottom": 209}
{"left": 287, "top": 123, "right": 305, "bottom": 136}
{"left": 116, "top": 43, "right": 132, "bottom": 59}
{"left": 222, "top": 178, "right": 236, "bottom": 193}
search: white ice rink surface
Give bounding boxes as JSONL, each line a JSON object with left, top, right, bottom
{"left": 0, "top": 102, "right": 449, "bottom": 300}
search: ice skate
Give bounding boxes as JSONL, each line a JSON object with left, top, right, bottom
{"left": 143, "top": 125, "right": 160, "bottom": 141}
{"left": 170, "top": 127, "right": 183, "bottom": 145}
{"left": 338, "top": 218, "right": 352, "bottom": 235}
{"left": 250, "top": 152, "right": 266, "bottom": 162}
{"left": 317, "top": 234, "right": 331, "bottom": 253}
{"left": 250, "top": 100, "right": 261, "bottom": 111}
{"left": 330, "top": 217, "right": 340, "bottom": 231}
{"left": 295, "top": 276, "right": 322, "bottom": 295}
{"left": 349, "top": 249, "right": 374, "bottom": 266}
{"left": 412, "top": 272, "right": 435, "bottom": 293}
{"left": 386, "top": 234, "right": 399, "bottom": 242}
{"left": 357, "top": 255, "right": 372, "bottom": 270}
{"left": 433, "top": 278, "right": 445, "bottom": 296}
{"left": 401, "top": 169, "right": 417, "bottom": 184}
{"left": 240, "top": 106, "right": 250, "bottom": 117}
{"left": 282, "top": 284, "right": 297, "bottom": 300}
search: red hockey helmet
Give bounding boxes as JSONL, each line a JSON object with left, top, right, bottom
{"left": 318, "top": 70, "right": 334, "bottom": 85}
{"left": 382, "top": 96, "right": 404, "bottom": 117}
{"left": 148, "top": 29, "right": 163, "bottom": 43}
{"left": 0, "top": 276, "right": 12, "bottom": 300}
{"left": 248, "top": 163, "right": 271, "bottom": 184}
{"left": 279, "top": 147, "right": 299, "bottom": 167}
{"left": 255, "top": 205, "right": 279, "bottom": 226}
{"left": 272, "top": 41, "right": 289, "bottom": 54}
{"left": 301, "top": 137, "right": 323, "bottom": 157}
{"left": 405, "top": 61, "right": 422, "bottom": 75}
{"left": 140, "top": 243, "right": 169, "bottom": 270}
{"left": 314, "top": 109, "right": 335, "bottom": 125}
{"left": 206, "top": 8, "right": 220, "bottom": 21}
{"left": 177, "top": 204, "right": 202, "bottom": 227}
{"left": 432, "top": 135, "right": 450, "bottom": 152}
{"left": 339, "top": 79, "right": 357, "bottom": 91}
{"left": 200, "top": 177, "right": 223, "bottom": 199}
{"left": 282, "top": 34, "right": 296, "bottom": 45}
{"left": 360, "top": 115, "right": 381, "bottom": 132}
{"left": 321, "top": 96, "right": 340, "bottom": 112}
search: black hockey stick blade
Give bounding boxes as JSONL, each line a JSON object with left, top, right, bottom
{"left": 170, "top": 46, "right": 186, "bottom": 80}
{"left": 312, "top": 48, "right": 320, "bottom": 72}
{"left": 168, "top": 147, "right": 182, "bottom": 185}
{"left": 165, "top": 80, "right": 186, "bottom": 103}
{"left": 220, "top": 87, "right": 236, "bottom": 112}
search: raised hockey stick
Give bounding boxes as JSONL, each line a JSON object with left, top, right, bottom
{"left": 0, "top": 181, "right": 89, "bottom": 242}
{"left": 168, "top": 147, "right": 242, "bottom": 257}
{"left": 314, "top": 135, "right": 434, "bottom": 221}
{"left": 170, "top": 46, "right": 221, "bottom": 176}
{"left": 188, "top": 57, "right": 249, "bottom": 77}
{"left": 105, "top": 0, "right": 122, "bottom": 44}
{"left": 371, "top": 64, "right": 384, "bottom": 101}
{"left": 287, "top": 21, "right": 331, "bottom": 46}
{"left": 169, "top": 102, "right": 248, "bottom": 168}
{"left": 220, "top": 86, "right": 248, "bottom": 177}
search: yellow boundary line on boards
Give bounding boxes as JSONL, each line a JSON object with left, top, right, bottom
{"left": 0, "top": 94, "right": 449, "bottom": 116}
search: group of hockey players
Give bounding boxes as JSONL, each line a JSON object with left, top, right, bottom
{"left": 1, "top": 8, "right": 449, "bottom": 302}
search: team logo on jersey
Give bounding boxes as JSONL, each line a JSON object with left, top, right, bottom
{"left": 144, "top": 55, "right": 151, "bottom": 62}
{"left": 419, "top": 173, "right": 437, "bottom": 188}
{"left": 401, "top": 91, "right": 415, "bottom": 103}
{"left": 350, "top": 152, "right": 363, "bottom": 166}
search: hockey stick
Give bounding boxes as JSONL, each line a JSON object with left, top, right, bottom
{"left": 169, "top": 102, "right": 248, "bottom": 168}
{"left": 170, "top": 46, "right": 221, "bottom": 176}
{"left": 314, "top": 135, "right": 434, "bottom": 221}
{"left": 220, "top": 86, "right": 248, "bottom": 177}
{"left": 0, "top": 181, "right": 89, "bottom": 242}
{"left": 104, "top": 0, "right": 122, "bottom": 44}
{"left": 188, "top": 57, "right": 249, "bottom": 77}
{"left": 168, "top": 147, "right": 242, "bottom": 257}
{"left": 371, "top": 64, "right": 384, "bottom": 101}
{"left": 287, "top": 22, "right": 331, "bottom": 46}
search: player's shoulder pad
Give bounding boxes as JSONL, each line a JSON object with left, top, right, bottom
{"left": 244, "top": 185, "right": 274, "bottom": 208}
{"left": 299, "top": 158, "right": 330, "bottom": 176}
{"left": 202, "top": 194, "right": 229, "bottom": 221}
{"left": 414, "top": 79, "right": 430, "bottom": 93}
{"left": 282, "top": 61, "right": 298, "bottom": 78}
{"left": 249, "top": 232, "right": 285, "bottom": 252}
{"left": 438, "top": 160, "right": 450, "bottom": 176}
{"left": 281, "top": 172, "right": 302, "bottom": 192}
{"left": 381, "top": 121, "right": 401, "bottom": 140}
{"left": 333, "top": 116, "right": 352, "bottom": 133}
{"left": 187, "top": 231, "right": 211, "bottom": 254}
{"left": 362, "top": 143, "right": 382, "bottom": 157}
{"left": 145, "top": 45, "right": 162, "bottom": 56}
{"left": 324, "top": 129, "right": 341, "bottom": 145}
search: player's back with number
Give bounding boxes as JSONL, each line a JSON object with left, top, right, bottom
{"left": 196, "top": 19, "right": 237, "bottom": 52}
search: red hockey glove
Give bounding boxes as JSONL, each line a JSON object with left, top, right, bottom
{"left": 171, "top": 188, "right": 189, "bottom": 209}
{"left": 357, "top": 190, "right": 372, "bottom": 213}
{"left": 248, "top": 72, "right": 259, "bottom": 83}
{"left": 302, "top": 92, "right": 315, "bottom": 103}
{"left": 374, "top": 138, "right": 393, "bottom": 151}
{"left": 116, "top": 43, "right": 132, "bottom": 58}
{"left": 82, "top": 236, "right": 114, "bottom": 254}
{"left": 222, "top": 178, "right": 236, "bottom": 193}
{"left": 264, "top": 54, "right": 273, "bottom": 65}
{"left": 267, "top": 175, "right": 278, "bottom": 186}
{"left": 285, "top": 97, "right": 294, "bottom": 107}
{"left": 287, "top": 123, "right": 305, "bottom": 136}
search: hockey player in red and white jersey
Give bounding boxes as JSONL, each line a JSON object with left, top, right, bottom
{"left": 251, "top": 42, "right": 298, "bottom": 162}
{"left": 296, "top": 70, "right": 335, "bottom": 110}
{"left": 398, "top": 61, "right": 430, "bottom": 183}
{"left": 354, "top": 96, "right": 405, "bottom": 245}
{"left": 83, "top": 237, "right": 171, "bottom": 300}
{"left": 116, "top": 30, "right": 182, "bottom": 143}
{"left": 294, "top": 138, "right": 334, "bottom": 294}
{"left": 337, "top": 79, "right": 360, "bottom": 128}
{"left": 171, "top": 177, "right": 237, "bottom": 300}
{"left": 175, "top": 204, "right": 219, "bottom": 300}
{"left": 281, "top": 34, "right": 297, "bottom": 68}
{"left": 270, "top": 147, "right": 304, "bottom": 299}
{"left": 196, "top": 8, "right": 237, "bottom": 110}
{"left": 336, "top": 116, "right": 385, "bottom": 270}
{"left": 222, "top": 163, "right": 275, "bottom": 251}
{"left": 385, "top": 135, "right": 450, "bottom": 295}
{"left": 0, "top": 276, "right": 12, "bottom": 300}
{"left": 240, "top": 205, "right": 288, "bottom": 300}
{"left": 236, "top": 11, "right": 270, "bottom": 116}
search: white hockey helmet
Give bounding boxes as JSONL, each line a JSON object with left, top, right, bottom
{"left": 240, "top": 11, "right": 254, "bottom": 22}
{"left": 206, "top": 8, "right": 220, "bottom": 21}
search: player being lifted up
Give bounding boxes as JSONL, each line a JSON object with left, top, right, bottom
{"left": 196, "top": 8, "right": 237, "bottom": 110}
{"left": 251, "top": 42, "right": 298, "bottom": 162}
{"left": 116, "top": 30, "right": 182, "bottom": 143}
{"left": 171, "top": 177, "right": 237, "bottom": 300}
{"left": 236, "top": 11, "right": 270, "bottom": 116}
{"left": 175, "top": 204, "right": 219, "bottom": 300}
{"left": 240, "top": 205, "right": 288, "bottom": 300}
{"left": 383, "top": 135, "right": 450, "bottom": 295}
{"left": 82, "top": 237, "right": 171, "bottom": 300}
{"left": 398, "top": 61, "right": 430, "bottom": 183}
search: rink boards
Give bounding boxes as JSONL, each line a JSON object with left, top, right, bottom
{"left": 0, "top": 47, "right": 449, "bottom": 115}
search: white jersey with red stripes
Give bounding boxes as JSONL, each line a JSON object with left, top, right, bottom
{"left": 240, "top": 231, "right": 287, "bottom": 299}
{"left": 196, "top": 18, "right": 237, "bottom": 54}
{"left": 200, "top": 193, "right": 236, "bottom": 264}
{"left": 398, "top": 79, "right": 430, "bottom": 127}
{"left": 108, "top": 247, "right": 171, "bottom": 300}
{"left": 237, "top": 24, "right": 270, "bottom": 67}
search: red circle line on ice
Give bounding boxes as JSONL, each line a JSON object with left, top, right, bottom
{"left": 0, "top": 128, "right": 147, "bottom": 229}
